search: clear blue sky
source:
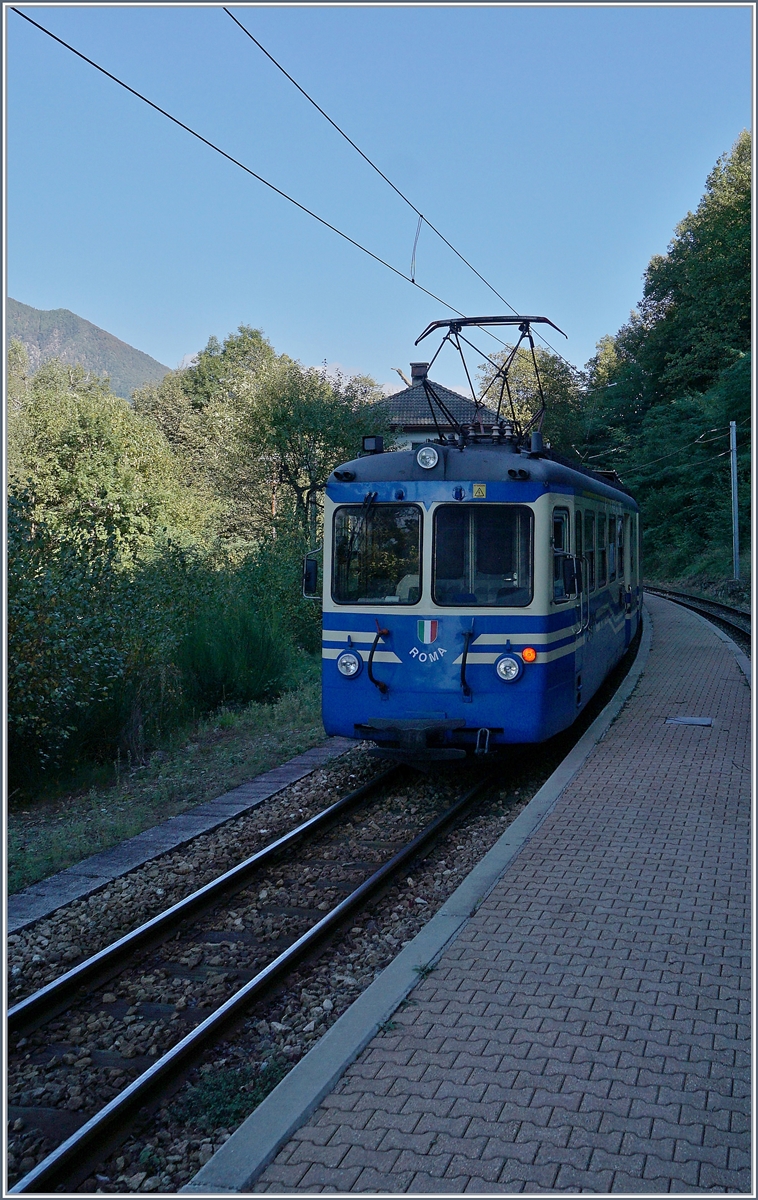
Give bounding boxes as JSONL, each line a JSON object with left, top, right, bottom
{"left": 6, "top": 3, "right": 753, "bottom": 391}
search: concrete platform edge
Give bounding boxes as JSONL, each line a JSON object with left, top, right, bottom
{"left": 8, "top": 738, "right": 355, "bottom": 934}
{"left": 183, "top": 611, "right": 653, "bottom": 1195}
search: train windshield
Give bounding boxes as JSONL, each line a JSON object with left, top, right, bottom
{"left": 332, "top": 504, "right": 422, "bottom": 604}
{"left": 433, "top": 504, "right": 533, "bottom": 606}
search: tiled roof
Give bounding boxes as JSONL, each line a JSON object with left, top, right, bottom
{"left": 384, "top": 380, "right": 500, "bottom": 429}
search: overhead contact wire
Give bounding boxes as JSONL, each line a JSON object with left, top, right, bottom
{"left": 224, "top": 7, "right": 520, "bottom": 316}
{"left": 11, "top": 7, "right": 468, "bottom": 318}
{"left": 223, "top": 8, "right": 577, "bottom": 364}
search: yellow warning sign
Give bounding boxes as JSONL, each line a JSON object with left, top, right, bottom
{"left": 473, "top": 483, "right": 487, "bottom": 498}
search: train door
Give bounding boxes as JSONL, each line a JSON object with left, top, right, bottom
{"left": 622, "top": 513, "right": 632, "bottom": 645}
{"left": 574, "top": 508, "right": 585, "bottom": 708}
{"left": 552, "top": 507, "right": 583, "bottom": 712}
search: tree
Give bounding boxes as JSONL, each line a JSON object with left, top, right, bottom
{"left": 245, "top": 361, "right": 390, "bottom": 543}
{"left": 7, "top": 338, "right": 29, "bottom": 413}
{"left": 477, "top": 343, "right": 585, "bottom": 456}
{"left": 7, "top": 489, "right": 125, "bottom": 772}
{"left": 9, "top": 355, "right": 210, "bottom": 558}
{"left": 182, "top": 324, "right": 276, "bottom": 408}
{"left": 133, "top": 326, "right": 280, "bottom": 545}
{"left": 639, "top": 130, "right": 750, "bottom": 399}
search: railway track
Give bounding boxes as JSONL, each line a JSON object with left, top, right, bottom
{"left": 8, "top": 764, "right": 499, "bottom": 1193}
{"left": 644, "top": 585, "right": 750, "bottom": 646}
{"left": 7, "top": 627, "right": 647, "bottom": 1193}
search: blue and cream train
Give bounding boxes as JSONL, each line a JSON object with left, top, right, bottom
{"left": 313, "top": 422, "right": 641, "bottom": 761}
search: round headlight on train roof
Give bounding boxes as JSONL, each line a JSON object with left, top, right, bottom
{"left": 337, "top": 650, "right": 362, "bottom": 678}
{"left": 496, "top": 655, "right": 522, "bottom": 682}
{"left": 416, "top": 445, "right": 439, "bottom": 470}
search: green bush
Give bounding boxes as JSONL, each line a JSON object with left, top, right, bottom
{"left": 178, "top": 599, "right": 292, "bottom": 714}
{"left": 7, "top": 490, "right": 126, "bottom": 778}
{"left": 237, "top": 530, "right": 322, "bottom": 655}
{"left": 7, "top": 487, "right": 315, "bottom": 784}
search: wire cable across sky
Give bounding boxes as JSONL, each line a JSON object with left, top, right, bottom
{"left": 13, "top": 5, "right": 578, "bottom": 371}
{"left": 223, "top": 6, "right": 572, "bottom": 364}
{"left": 223, "top": 8, "right": 520, "bottom": 315}
{"left": 11, "top": 8, "right": 476, "bottom": 322}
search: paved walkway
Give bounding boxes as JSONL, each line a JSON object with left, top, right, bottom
{"left": 254, "top": 598, "right": 751, "bottom": 1193}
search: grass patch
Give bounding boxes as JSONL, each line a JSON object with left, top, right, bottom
{"left": 173, "top": 1059, "right": 289, "bottom": 1133}
{"left": 8, "top": 660, "right": 323, "bottom": 894}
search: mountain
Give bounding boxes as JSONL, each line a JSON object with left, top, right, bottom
{"left": 7, "top": 298, "right": 170, "bottom": 399}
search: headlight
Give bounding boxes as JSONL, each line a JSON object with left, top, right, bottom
{"left": 496, "top": 655, "right": 522, "bottom": 682}
{"left": 337, "top": 651, "right": 362, "bottom": 677}
{"left": 416, "top": 445, "right": 439, "bottom": 470}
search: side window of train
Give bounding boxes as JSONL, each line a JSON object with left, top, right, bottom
{"left": 617, "top": 517, "right": 625, "bottom": 580}
{"left": 597, "top": 514, "right": 607, "bottom": 587}
{"left": 584, "top": 512, "right": 595, "bottom": 590}
{"left": 628, "top": 514, "right": 636, "bottom": 578}
{"left": 608, "top": 513, "right": 616, "bottom": 581}
{"left": 552, "top": 508, "right": 570, "bottom": 602}
{"left": 575, "top": 510, "right": 583, "bottom": 561}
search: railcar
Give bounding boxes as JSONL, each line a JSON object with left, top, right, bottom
{"left": 307, "top": 317, "right": 641, "bottom": 760}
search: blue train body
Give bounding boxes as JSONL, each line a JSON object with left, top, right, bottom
{"left": 319, "top": 438, "right": 640, "bottom": 759}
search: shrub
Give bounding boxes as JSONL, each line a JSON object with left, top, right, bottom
{"left": 177, "top": 598, "right": 292, "bottom": 714}
{"left": 7, "top": 491, "right": 126, "bottom": 779}
{"left": 7, "top": 491, "right": 312, "bottom": 782}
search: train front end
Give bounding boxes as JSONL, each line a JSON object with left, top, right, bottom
{"left": 318, "top": 437, "right": 597, "bottom": 760}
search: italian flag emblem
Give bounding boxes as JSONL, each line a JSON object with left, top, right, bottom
{"left": 417, "top": 620, "right": 439, "bottom": 644}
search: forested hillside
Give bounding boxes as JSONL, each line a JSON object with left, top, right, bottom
{"left": 579, "top": 130, "right": 750, "bottom": 583}
{"left": 7, "top": 298, "right": 170, "bottom": 399}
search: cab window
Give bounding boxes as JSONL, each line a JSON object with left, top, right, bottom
{"left": 332, "top": 504, "right": 422, "bottom": 604}
{"left": 433, "top": 504, "right": 533, "bottom": 606}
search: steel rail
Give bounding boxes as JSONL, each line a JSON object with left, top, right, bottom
{"left": 10, "top": 771, "right": 495, "bottom": 1194}
{"left": 645, "top": 585, "right": 749, "bottom": 622}
{"left": 8, "top": 766, "right": 400, "bottom": 1036}
{"left": 644, "top": 587, "right": 750, "bottom": 641}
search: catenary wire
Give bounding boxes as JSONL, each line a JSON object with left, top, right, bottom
{"left": 11, "top": 8, "right": 474, "bottom": 321}
{"left": 222, "top": 7, "right": 573, "bottom": 365}
{"left": 631, "top": 431, "right": 737, "bottom": 468}
{"left": 223, "top": 7, "right": 519, "bottom": 313}
{"left": 582, "top": 428, "right": 743, "bottom": 471}
{"left": 15, "top": 6, "right": 576, "bottom": 386}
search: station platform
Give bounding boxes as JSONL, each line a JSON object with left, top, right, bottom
{"left": 192, "top": 596, "right": 752, "bottom": 1194}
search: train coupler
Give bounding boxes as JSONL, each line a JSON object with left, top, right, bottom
{"left": 355, "top": 717, "right": 468, "bottom": 762}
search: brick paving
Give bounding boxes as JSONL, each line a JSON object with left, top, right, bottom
{"left": 255, "top": 598, "right": 751, "bottom": 1193}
